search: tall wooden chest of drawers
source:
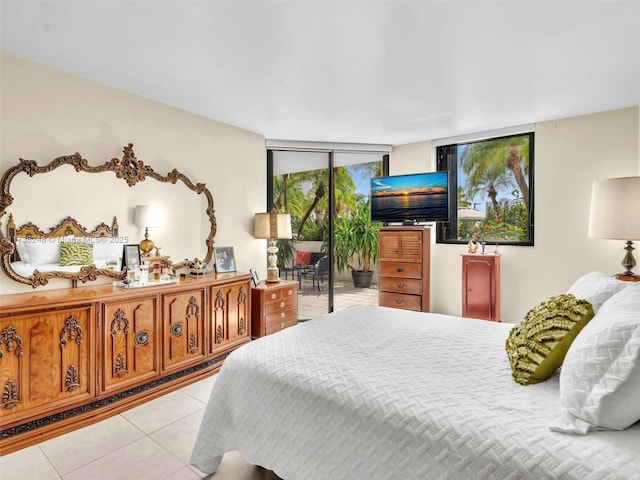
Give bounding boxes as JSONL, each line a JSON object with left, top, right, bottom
{"left": 378, "top": 226, "right": 430, "bottom": 312}
{"left": 251, "top": 280, "right": 298, "bottom": 338}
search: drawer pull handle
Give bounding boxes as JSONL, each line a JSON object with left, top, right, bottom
{"left": 395, "top": 299, "right": 405, "bottom": 304}
{"left": 287, "top": 289, "right": 293, "bottom": 296}
{"left": 280, "top": 301, "right": 285, "bottom": 308}
{"left": 395, "top": 267, "right": 405, "bottom": 273}
{"left": 270, "top": 293, "right": 277, "bottom": 299}
{"left": 396, "top": 283, "right": 405, "bottom": 288}
{"left": 280, "top": 322, "right": 285, "bottom": 329}
{"left": 280, "top": 312, "right": 285, "bottom": 318}
{"left": 135, "top": 330, "right": 150, "bottom": 346}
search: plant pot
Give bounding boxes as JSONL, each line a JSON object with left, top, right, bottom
{"left": 351, "top": 270, "right": 374, "bottom": 288}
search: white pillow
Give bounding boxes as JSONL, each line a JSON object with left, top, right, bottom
{"left": 92, "top": 238, "right": 125, "bottom": 261}
{"left": 552, "top": 282, "right": 640, "bottom": 434}
{"left": 15, "top": 237, "right": 30, "bottom": 262}
{"left": 20, "top": 238, "right": 62, "bottom": 265}
{"left": 567, "top": 271, "right": 630, "bottom": 312}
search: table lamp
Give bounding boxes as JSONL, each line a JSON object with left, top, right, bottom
{"left": 135, "top": 205, "right": 161, "bottom": 256}
{"left": 254, "top": 212, "right": 292, "bottom": 282}
{"left": 588, "top": 176, "right": 640, "bottom": 281}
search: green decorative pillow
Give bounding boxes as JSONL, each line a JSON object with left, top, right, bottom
{"left": 505, "top": 294, "right": 594, "bottom": 385}
{"left": 59, "top": 242, "right": 94, "bottom": 266}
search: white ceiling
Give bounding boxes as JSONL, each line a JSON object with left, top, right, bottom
{"left": 1, "top": 1, "right": 639, "bottom": 146}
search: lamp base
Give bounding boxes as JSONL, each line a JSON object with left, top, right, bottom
{"left": 265, "top": 268, "right": 281, "bottom": 283}
{"left": 140, "top": 238, "right": 155, "bottom": 257}
{"left": 616, "top": 240, "right": 638, "bottom": 282}
{"left": 265, "top": 239, "right": 281, "bottom": 282}
{"left": 614, "top": 272, "right": 640, "bottom": 282}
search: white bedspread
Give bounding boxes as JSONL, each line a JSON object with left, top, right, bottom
{"left": 190, "top": 305, "right": 640, "bottom": 480}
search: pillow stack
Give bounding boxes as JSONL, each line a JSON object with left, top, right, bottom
{"left": 553, "top": 282, "right": 640, "bottom": 434}
{"left": 505, "top": 271, "right": 639, "bottom": 434}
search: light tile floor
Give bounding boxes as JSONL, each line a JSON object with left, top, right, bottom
{"left": 0, "top": 375, "right": 281, "bottom": 480}
{"left": 0, "top": 281, "right": 378, "bottom": 480}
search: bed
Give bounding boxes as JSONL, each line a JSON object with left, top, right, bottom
{"left": 191, "top": 276, "right": 640, "bottom": 480}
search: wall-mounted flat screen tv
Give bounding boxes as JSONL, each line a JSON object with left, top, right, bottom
{"left": 370, "top": 171, "right": 450, "bottom": 224}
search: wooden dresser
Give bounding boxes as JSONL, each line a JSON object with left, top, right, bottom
{"left": 378, "top": 226, "right": 430, "bottom": 312}
{"left": 251, "top": 280, "right": 298, "bottom": 338}
{"left": 461, "top": 253, "right": 501, "bottom": 321}
{"left": 0, "top": 273, "right": 251, "bottom": 454}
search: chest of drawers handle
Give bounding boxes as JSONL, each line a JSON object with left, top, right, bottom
{"left": 395, "top": 299, "right": 405, "bottom": 304}
{"left": 286, "top": 289, "right": 294, "bottom": 296}
{"left": 280, "top": 301, "right": 285, "bottom": 307}
{"left": 280, "top": 312, "right": 285, "bottom": 318}
{"left": 270, "top": 293, "right": 277, "bottom": 299}
{"left": 396, "top": 283, "right": 406, "bottom": 288}
{"left": 395, "top": 267, "right": 405, "bottom": 273}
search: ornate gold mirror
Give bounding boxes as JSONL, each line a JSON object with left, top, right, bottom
{"left": 0, "top": 143, "right": 216, "bottom": 288}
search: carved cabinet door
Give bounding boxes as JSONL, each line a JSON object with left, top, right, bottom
{"left": 209, "top": 279, "right": 250, "bottom": 355}
{"left": 161, "top": 288, "right": 206, "bottom": 373}
{"left": 0, "top": 305, "right": 94, "bottom": 424}
{"left": 100, "top": 296, "right": 159, "bottom": 394}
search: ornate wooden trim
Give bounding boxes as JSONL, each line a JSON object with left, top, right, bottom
{"left": 0, "top": 143, "right": 216, "bottom": 288}
{"left": 0, "top": 325, "right": 23, "bottom": 358}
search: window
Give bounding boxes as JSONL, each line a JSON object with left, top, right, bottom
{"left": 436, "top": 132, "right": 534, "bottom": 246}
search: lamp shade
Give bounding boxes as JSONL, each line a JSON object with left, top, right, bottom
{"left": 588, "top": 176, "right": 640, "bottom": 240}
{"left": 135, "top": 205, "right": 161, "bottom": 228}
{"left": 254, "top": 212, "right": 292, "bottom": 240}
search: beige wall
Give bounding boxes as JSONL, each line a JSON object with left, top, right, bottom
{"left": 0, "top": 53, "right": 267, "bottom": 294}
{"left": 392, "top": 107, "right": 640, "bottom": 323}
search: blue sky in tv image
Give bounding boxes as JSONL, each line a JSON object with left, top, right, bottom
{"left": 371, "top": 171, "right": 449, "bottom": 195}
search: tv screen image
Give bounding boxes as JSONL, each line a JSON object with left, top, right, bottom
{"left": 370, "top": 171, "right": 449, "bottom": 223}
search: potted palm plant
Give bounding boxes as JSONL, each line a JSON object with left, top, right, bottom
{"left": 333, "top": 199, "right": 381, "bottom": 288}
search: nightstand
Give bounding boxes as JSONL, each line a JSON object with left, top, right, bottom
{"left": 251, "top": 280, "right": 298, "bottom": 338}
{"left": 461, "top": 254, "right": 501, "bottom": 321}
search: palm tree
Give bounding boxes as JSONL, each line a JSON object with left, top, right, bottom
{"left": 466, "top": 165, "right": 515, "bottom": 214}
{"left": 459, "top": 135, "right": 530, "bottom": 213}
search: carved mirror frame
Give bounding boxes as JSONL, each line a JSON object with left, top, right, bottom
{"left": 0, "top": 143, "right": 216, "bottom": 288}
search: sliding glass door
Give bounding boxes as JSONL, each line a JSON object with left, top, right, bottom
{"left": 268, "top": 145, "right": 388, "bottom": 320}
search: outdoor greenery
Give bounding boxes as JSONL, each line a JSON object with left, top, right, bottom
{"left": 272, "top": 161, "right": 384, "bottom": 276}
{"left": 333, "top": 198, "right": 381, "bottom": 273}
{"left": 442, "top": 133, "right": 533, "bottom": 244}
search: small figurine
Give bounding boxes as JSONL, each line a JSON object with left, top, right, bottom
{"left": 467, "top": 240, "right": 479, "bottom": 254}
{"left": 154, "top": 246, "right": 162, "bottom": 256}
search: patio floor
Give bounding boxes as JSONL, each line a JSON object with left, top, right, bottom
{"left": 296, "top": 278, "right": 379, "bottom": 320}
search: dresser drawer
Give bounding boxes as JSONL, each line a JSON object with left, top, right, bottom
{"left": 379, "top": 262, "right": 423, "bottom": 279}
{"left": 264, "top": 295, "right": 297, "bottom": 313}
{"left": 263, "top": 285, "right": 297, "bottom": 302}
{"left": 379, "top": 277, "right": 423, "bottom": 295}
{"left": 379, "top": 291, "right": 423, "bottom": 311}
{"left": 265, "top": 309, "right": 298, "bottom": 334}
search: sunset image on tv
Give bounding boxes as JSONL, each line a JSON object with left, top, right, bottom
{"left": 370, "top": 171, "right": 449, "bottom": 223}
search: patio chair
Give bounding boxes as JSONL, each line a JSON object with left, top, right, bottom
{"left": 308, "top": 256, "right": 330, "bottom": 291}
{"left": 285, "top": 251, "right": 314, "bottom": 286}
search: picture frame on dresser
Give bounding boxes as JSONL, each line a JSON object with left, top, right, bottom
{"left": 122, "top": 244, "right": 141, "bottom": 271}
{"left": 214, "top": 246, "right": 236, "bottom": 273}
{"left": 250, "top": 267, "right": 260, "bottom": 287}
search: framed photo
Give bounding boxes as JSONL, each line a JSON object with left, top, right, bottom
{"left": 122, "top": 244, "right": 141, "bottom": 271}
{"left": 214, "top": 246, "right": 236, "bottom": 273}
{"left": 250, "top": 268, "right": 260, "bottom": 287}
